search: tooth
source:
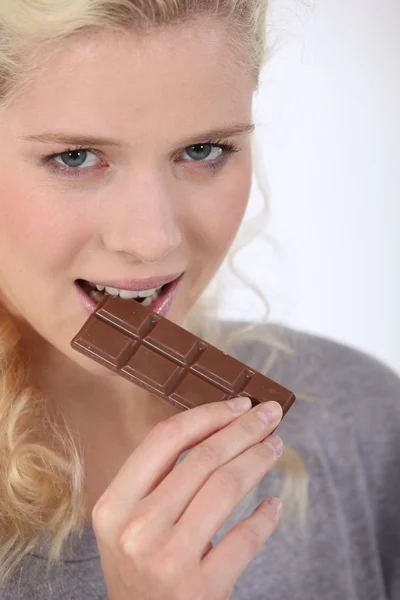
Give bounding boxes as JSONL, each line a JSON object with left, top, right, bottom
{"left": 142, "top": 296, "right": 153, "bottom": 306}
{"left": 119, "top": 290, "right": 140, "bottom": 300}
{"left": 102, "top": 285, "right": 163, "bottom": 300}
{"left": 90, "top": 290, "right": 104, "bottom": 303}
{"left": 105, "top": 286, "right": 119, "bottom": 296}
{"left": 138, "top": 287, "right": 157, "bottom": 298}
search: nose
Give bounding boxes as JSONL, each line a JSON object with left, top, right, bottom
{"left": 101, "top": 174, "right": 182, "bottom": 264}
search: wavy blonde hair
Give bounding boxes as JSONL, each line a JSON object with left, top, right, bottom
{"left": 0, "top": 0, "right": 309, "bottom": 584}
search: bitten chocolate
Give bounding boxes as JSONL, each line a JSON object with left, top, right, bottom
{"left": 71, "top": 295, "right": 296, "bottom": 415}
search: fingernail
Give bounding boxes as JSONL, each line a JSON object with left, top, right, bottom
{"left": 267, "top": 497, "right": 283, "bottom": 516}
{"left": 263, "top": 434, "right": 283, "bottom": 456}
{"left": 255, "top": 401, "right": 282, "bottom": 424}
{"left": 226, "top": 396, "right": 252, "bottom": 413}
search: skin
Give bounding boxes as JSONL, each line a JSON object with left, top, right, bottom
{"left": 0, "top": 20, "right": 255, "bottom": 517}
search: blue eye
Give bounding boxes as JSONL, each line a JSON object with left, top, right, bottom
{"left": 43, "top": 139, "right": 239, "bottom": 178}
{"left": 182, "top": 144, "right": 223, "bottom": 162}
{"left": 54, "top": 149, "right": 98, "bottom": 169}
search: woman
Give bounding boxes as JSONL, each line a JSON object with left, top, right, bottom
{"left": 0, "top": 1, "right": 399, "bottom": 599}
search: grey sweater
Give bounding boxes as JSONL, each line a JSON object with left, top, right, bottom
{"left": 2, "top": 323, "right": 400, "bottom": 599}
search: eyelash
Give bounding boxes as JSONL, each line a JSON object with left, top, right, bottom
{"left": 42, "top": 140, "right": 240, "bottom": 178}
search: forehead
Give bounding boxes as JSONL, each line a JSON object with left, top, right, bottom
{"left": 8, "top": 22, "right": 254, "bottom": 142}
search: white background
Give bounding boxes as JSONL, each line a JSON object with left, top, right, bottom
{"left": 216, "top": 0, "right": 399, "bottom": 374}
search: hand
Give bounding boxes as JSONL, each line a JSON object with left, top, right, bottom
{"left": 92, "top": 397, "right": 284, "bottom": 600}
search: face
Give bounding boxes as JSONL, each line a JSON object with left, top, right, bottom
{"left": 0, "top": 21, "right": 254, "bottom": 376}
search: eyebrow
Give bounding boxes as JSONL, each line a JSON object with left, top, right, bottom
{"left": 19, "top": 123, "right": 255, "bottom": 148}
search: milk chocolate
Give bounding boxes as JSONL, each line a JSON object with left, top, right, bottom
{"left": 71, "top": 295, "right": 295, "bottom": 415}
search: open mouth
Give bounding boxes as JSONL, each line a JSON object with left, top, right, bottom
{"left": 76, "top": 279, "right": 169, "bottom": 306}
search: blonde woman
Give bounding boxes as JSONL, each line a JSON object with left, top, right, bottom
{"left": 0, "top": 1, "right": 399, "bottom": 599}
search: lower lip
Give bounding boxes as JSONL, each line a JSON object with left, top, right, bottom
{"left": 75, "top": 275, "right": 183, "bottom": 317}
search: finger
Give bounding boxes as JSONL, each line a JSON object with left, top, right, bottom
{"left": 118, "top": 403, "right": 282, "bottom": 558}
{"left": 139, "top": 401, "right": 282, "bottom": 528}
{"left": 92, "top": 396, "right": 253, "bottom": 543}
{"left": 201, "top": 496, "right": 283, "bottom": 596}
{"left": 170, "top": 434, "right": 283, "bottom": 562}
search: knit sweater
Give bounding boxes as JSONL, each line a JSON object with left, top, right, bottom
{"left": 2, "top": 323, "right": 399, "bottom": 599}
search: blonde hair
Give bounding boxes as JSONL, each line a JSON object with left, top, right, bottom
{"left": 0, "top": 0, "right": 309, "bottom": 584}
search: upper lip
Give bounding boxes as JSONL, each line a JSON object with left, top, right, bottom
{"left": 82, "top": 272, "right": 183, "bottom": 291}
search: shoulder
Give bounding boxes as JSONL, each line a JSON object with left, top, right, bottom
{"left": 225, "top": 319, "right": 399, "bottom": 402}
{"left": 223, "top": 320, "right": 400, "bottom": 441}
{"left": 275, "top": 323, "right": 400, "bottom": 430}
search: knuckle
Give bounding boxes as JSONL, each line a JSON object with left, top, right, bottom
{"left": 213, "top": 467, "right": 243, "bottom": 496}
{"left": 240, "top": 520, "right": 265, "bottom": 553}
{"left": 251, "top": 441, "right": 275, "bottom": 462}
{"left": 91, "top": 501, "right": 112, "bottom": 537}
{"left": 118, "top": 513, "right": 149, "bottom": 557}
{"left": 150, "top": 548, "right": 182, "bottom": 585}
{"left": 198, "top": 399, "right": 225, "bottom": 414}
{"left": 149, "top": 417, "right": 182, "bottom": 442}
{"left": 237, "top": 416, "right": 260, "bottom": 438}
{"left": 189, "top": 442, "right": 220, "bottom": 467}
{"left": 175, "top": 578, "right": 208, "bottom": 600}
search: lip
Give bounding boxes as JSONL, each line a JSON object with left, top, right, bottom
{"left": 151, "top": 275, "right": 181, "bottom": 315}
{"left": 75, "top": 273, "right": 184, "bottom": 316}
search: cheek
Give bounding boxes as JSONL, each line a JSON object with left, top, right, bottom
{"left": 191, "top": 157, "right": 252, "bottom": 257}
{"left": 0, "top": 123, "right": 81, "bottom": 282}
{"left": 0, "top": 177, "right": 88, "bottom": 281}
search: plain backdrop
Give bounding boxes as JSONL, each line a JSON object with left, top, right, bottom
{"left": 214, "top": 0, "right": 399, "bottom": 374}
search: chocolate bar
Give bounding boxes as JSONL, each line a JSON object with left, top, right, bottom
{"left": 71, "top": 295, "right": 295, "bottom": 415}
